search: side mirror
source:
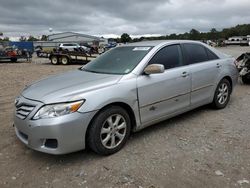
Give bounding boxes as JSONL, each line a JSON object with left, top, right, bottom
{"left": 144, "top": 64, "right": 165, "bottom": 75}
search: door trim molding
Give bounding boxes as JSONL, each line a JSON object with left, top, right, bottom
{"left": 192, "top": 84, "right": 214, "bottom": 92}
{"left": 139, "top": 84, "right": 214, "bottom": 109}
{"left": 140, "top": 92, "right": 189, "bottom": 108}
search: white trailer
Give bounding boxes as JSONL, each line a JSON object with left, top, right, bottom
{"left": 225, "top": 36, "right": 250, "bottom": 46}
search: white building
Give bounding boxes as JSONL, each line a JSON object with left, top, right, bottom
{"left": 48, "top": 32, "right": 107, "bottom": 46}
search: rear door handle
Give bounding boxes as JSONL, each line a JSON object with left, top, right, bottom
{"left": 182, "top": 71, "right": 189, "bottom": 77}
{"left": 216, "top": 63, "right": 222, "bottom": 68}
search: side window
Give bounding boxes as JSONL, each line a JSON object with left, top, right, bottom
{"left": 183, "top": 43, "right": 208, "bottom": 64}
{"left": 206, "top": 48, "right": 219, "bottom": 60}
{"left": 148, "top": 45, "right": 182, "bottom": 69}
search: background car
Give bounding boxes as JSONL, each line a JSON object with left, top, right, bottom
{"left": 59, "top": 43, "right": 92, "bottom": 53}
{"left": 58, "top": 43, "right": 81, "bottom": 51}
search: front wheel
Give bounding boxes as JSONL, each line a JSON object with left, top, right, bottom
{"left": 87, "top": 106, "right": 131, "bottom": 155}
{"left": 212, "top": 78, "right": 231, "bottom": 109}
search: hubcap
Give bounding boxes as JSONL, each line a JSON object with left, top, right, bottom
{"left": 100, "top": 114, "right": 127, "bottom": 149}
{"left": 52, "top": 58, "right": 57, "bottom": 64}
{"left": 62, "top": 58, "right": 68, "bottom": 64}
{"left": 217, "top": 83, "right": 229, "bottom": 105}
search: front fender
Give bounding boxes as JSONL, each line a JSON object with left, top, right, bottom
{"left": 77, "top": 77, "right": 141, "bottom": 128}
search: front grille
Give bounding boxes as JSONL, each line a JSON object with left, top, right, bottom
{"left": 16, "top": 103, "right": 36, "bottom": 120}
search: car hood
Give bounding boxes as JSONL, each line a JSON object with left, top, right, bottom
{"left": 22, "top": 69, "right": 123, "bottom": 104}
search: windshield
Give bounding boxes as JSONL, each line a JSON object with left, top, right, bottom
{"left": 82, "top": 46, "right": 152, "bottom": 74}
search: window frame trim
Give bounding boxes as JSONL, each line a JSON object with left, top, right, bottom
{"left": 205, "top": 48, "right": 219, "bottom": 61}
{"left": 140, "top": 43, "right": 185, "bottom": 75}
{"left": 181, "top": 43, "right": 219, "bottom": 65}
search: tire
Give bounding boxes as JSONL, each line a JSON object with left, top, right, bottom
{"left": 87, "top": 106, "right": 131, "bottom": 155}
{"left": 212, "top": 78, "right": 231, "bottom": 109}
{"left": 51, "top": 56, "right": 58, "bottom": 65}
{"left": 242, "top": 73, "right": 250, "bottom": 84}
{"left": 61, "top": 56, "right": 69, "bottom": 65}
{"left": 10, "top": 58, "right": 17, "bottom": 63}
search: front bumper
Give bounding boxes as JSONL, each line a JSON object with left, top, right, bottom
{"left": 14, "top": 97, "right": 97, "bottom": 154}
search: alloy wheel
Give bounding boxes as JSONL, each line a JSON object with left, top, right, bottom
{"left": 217, "top": 83, "right": 229, "bottom": 105}
{"left": 100, "top": 114, "right": 127, "bottom": 149}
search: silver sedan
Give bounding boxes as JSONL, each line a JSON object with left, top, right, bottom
{"left": 14, "top": 40, "right": 238, "bottom": 155}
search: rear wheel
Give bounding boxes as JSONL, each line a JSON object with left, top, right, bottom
{"left": 51, "top": 56, "right": 58, "bottom": 65}
{"left": 87, "top": 106, "right": 131, "bottom": 155}
{"left": 212, "top": 78, "right": 231, "bottom": 109}
{"left": 242, "top": 73, "right": 250, "bottom": 84}
{"left": 61, "top": 56, "right": 69, "bottom": 65}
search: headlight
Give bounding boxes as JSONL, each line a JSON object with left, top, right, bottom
{"left": 14, "top": 96, "right": 21, "bottom": 107}
{"left": 33, "top": 100, "right": 84, "bottom": 120}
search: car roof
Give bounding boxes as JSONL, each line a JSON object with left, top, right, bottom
{"left": 124, "top": 40, "right": 204, "bottom": 47}
{"left": 122, "top": 40, "right": 227, "bottom": 59}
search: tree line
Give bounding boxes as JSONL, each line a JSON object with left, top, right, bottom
{"left": 0, "top": 34, "right": 47, "bottom": 42}
{"left": 0, "top": 23, "right": 249, "bottom": 42}
{"left": 119, "top": 24, "right": 250, "bottom": 43}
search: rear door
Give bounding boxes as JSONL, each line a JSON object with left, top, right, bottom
{"left": 137, "top": 44, "right": 191, "bottom": 124}
{"left": 182, "top": 43, "right": 221, "bottom": 106}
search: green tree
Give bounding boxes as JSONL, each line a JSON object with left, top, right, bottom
{"left": 3, "top": 37, "right": 9, "bottom": 41}
{"left": 27, "top": 35, "right": 39, "bottom": 41}
{"left": 189, "top": 29, "right": 200, "bottom": 40}
{"left": 116, "top": 24, "right": 250, "bottom": 42}
{"left": 120, "top": 33, "right": 132, "bottom": 43}
{"left": 210, "top": 28, "right": 219, "bottom": 40}
{"left": 168, "top": 33, "right": 177, "bottom": 39}
{"left": 41, "top": 35, "right": 48, "bottom": 41}
{"left": 19, "top": 36, "right": 27, "bottom": 41}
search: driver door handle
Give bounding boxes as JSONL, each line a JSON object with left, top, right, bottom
{"left": 182, "top": 71, "right": 189, "bottom": 78}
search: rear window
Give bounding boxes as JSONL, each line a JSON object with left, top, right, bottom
{"left": 63, "top": 44, "right": 75, "bottom": 46}
{"left": 183, "top": 43, "right": 208, "bottom": 64}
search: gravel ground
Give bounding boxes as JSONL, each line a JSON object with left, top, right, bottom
{"left": 0, "top": 46, "right": 250, "bottom": 188}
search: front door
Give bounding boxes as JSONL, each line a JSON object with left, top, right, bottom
{"left": 137, "top": 44, "right": 191, "bottom": 124}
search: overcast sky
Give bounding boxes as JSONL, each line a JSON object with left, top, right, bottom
{"left": 0, "top": 0, "right": 250, "bottom": 38}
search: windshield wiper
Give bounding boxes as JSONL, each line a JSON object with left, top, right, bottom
{"left": 79, "top": 67, "right": 124, "bottom": 75}
{"left": 80, "top": 68, "right": 102, "bottom": 74}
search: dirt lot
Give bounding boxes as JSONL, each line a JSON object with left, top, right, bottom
{"left": 0, "top": 46, "right": 250, "bottom": 188}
